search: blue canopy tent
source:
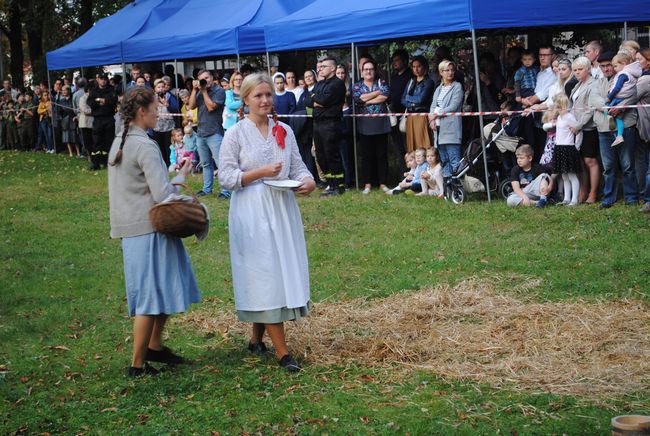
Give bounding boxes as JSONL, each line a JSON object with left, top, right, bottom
{"left": 121, "top": 0, "right": 261, "bottom": 61}
{"left": 264, "top": 0, "right": 650, "bottom": 51}
{"left": 121, "top": 0, "right": 315, "bottom": 61}
{"left": 264, "top": 0, "right": 650, "bottom": 199}
{"left": 46, "top": 0, "right": 188, "bottom": 70}
{"left": 264, "top": 0, "right": 471, "bottom": 52}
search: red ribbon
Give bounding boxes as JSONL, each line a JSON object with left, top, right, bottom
{"left": 272, "top": 124, "right": 287, "bottom": 149}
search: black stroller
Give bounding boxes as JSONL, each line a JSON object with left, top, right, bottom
{"left": 447, "top": 116, "right": 524, "bottom": 204}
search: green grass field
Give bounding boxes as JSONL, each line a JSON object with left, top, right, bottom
{"left": 1, "top": 151, "right": 648, "bottom": 434}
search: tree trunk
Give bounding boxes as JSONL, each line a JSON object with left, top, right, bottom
{"left": 26, "top": 23, "right": 44, "bottom": 85}
{"left": 80, "top": 0, "right": 93, "bottom": 34}
{"left": 8, "top": 0, "right": 24, "bottom": 88}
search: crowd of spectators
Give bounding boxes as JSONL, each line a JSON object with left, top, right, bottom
{"left": 1, "top": 38, "right": 649, "bottom": 210}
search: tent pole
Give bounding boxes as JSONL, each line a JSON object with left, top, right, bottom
{"left": 0, "top": 39, "right": 3, "bottom": 81}
{"left": 80, "top": 67, "right": 84, "bottom": 78}
{"left": 47, "top": 68, "right": 55, "bottom": 152}
{"left": 121, "top": 62, "right": 126, "bottom": 94}
{"left": 351, "top": 42, "right": 359, "bottom": 190}
{"left": 266, "top": 51, "right": 271, "bottom": 76}
{"left": 174, "top": 59, "right": 179, "bottom": 88}
{"left": 471, "top": 28, "right": 492, "bottom": 203}
{"left": 237, "top": 54, "right": 241, "bottom": 71}
{"left": 623, "top": 21, "right": 628, "bottom": 39}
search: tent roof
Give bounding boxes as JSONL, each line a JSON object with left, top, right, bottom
{"left": 264, "top": 0, "right": 650, "bottom": 52}
{"left": 237, "top": 0, "right": 316, "bottom": 54}
{"left": 471, "top": 0, "right": 650, "bottom": 30}
{"left": 46, "top": 0, "right": 187, "bottom": 70}
{"left": 122, "top": 0, "right": 314, "bottom": 60}
{"left": 264, "top": 0, "right": 471, "bottom": 52}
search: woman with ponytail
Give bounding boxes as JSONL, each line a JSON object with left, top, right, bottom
{"left": 218, "top": 73, "right": 316, "bottom": 373}
{"left": 108, "top": 86, "right": 201, "bottom": 377}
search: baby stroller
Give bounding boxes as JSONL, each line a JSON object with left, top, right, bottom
{"left": 447, "top": 116, "right": 524, "bottom": 204}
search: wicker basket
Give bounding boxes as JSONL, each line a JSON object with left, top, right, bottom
{"left": 149, "top": 184, "right": 208, "bottom": 238}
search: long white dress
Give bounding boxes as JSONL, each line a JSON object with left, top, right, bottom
{"left": 218, "top": 118, "right": 313, "bottom": 321}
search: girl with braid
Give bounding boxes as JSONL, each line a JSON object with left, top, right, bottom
{"left": 108, "top": 86, "right": 201, "bottom": 377}
{"left": 218, "top": 73, "right": 316, "bottom": 373}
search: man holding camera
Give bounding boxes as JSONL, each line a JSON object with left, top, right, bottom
{"left": 189, "top": 69, "right": 228, "bottom": 198}
{"left": 88, "top": 73, "right": 117, "bottom": 169}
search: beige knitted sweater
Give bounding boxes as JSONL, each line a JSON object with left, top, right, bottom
{"left": 108, "top": 125, "right": 183, "bottom": 238}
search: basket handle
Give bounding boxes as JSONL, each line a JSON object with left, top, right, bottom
{"left": 172, "top": 182, "right": 200, "bottom": 202}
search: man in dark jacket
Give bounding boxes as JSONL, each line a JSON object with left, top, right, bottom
{"left": 88, "top": 73, "right": 117, "bottom": 169}
{"left": 306, "top": 57, "right": 347, "bottom": 196}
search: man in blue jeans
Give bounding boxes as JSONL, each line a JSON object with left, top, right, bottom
{"left": 593, "top": 53, "right": 638, "bottom": 209}
{"left": 189, "top": 69, "right": 229, "bottom": 198}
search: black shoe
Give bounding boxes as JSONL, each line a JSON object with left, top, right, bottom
{"left": 127, "top": 362, "right": 160, "bottom": 377}
{"left": 247, "top": 341, "right": 269, "bottom": 356}
{"left": 145, "top": 346, "right": 186, "bottom": 365}
{"left": 316, "top": 181, "right": 327, "bottom": 189}
{"left": 599, "top": 202, "right": 613, "bottom": 209}
{"left": 196, "top": 190, "right": 210, "bottom": 198}
{"left": 88, "top": 162, "right": 100, "bottom": 171}
{"left": 279, "top": 354, "right": 302, "bottom": 373}
{"left": 320, "top": 189, "right": 340, "bottom": 197}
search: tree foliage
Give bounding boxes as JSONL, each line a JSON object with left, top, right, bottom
{"left": 1, "top": 0, "right": 130, "bottom": 87}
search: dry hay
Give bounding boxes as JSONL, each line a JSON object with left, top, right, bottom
{"left": 182, "top": 277, "right": 650, "bottom": 399}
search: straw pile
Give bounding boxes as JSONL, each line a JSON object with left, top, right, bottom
{"left": 182, "top": 277, "right": 650, "bottom": 398}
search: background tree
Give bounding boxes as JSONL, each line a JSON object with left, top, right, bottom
{"left": 0, "top": 0, "right": 129, "bottom": 88}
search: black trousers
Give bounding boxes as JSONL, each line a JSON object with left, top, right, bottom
{"left": 359, "top": 133, "right": 389, "bottom": 186}
{"left": 390, "top": 125, "right": 406, "bottom": 157}
{"left": 313, "top": 118, "right": 343, "bottom": 178}
{"left": 81, "top": 128, "right": 94, "bottom": 157}
{"left": 92, "top": 117, "right": 115, "bottom": 166}
{"left": 20, "top": 122, "right": 35, "bottom": 150}
{"left": 153, "top": 130, "right": 171, "bottom": 166}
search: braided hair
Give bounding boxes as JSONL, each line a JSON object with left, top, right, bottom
{"left": 109, "top": 86, "right": 155, "bottom": 165}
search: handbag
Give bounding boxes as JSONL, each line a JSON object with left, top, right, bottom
{"left": 149, "top": 183, "right": 208, "bottom": 238}
{"left": 399, "top": 112, "right": 408, "bottom": 133}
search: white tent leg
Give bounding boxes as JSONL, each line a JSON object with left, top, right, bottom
{"left": 472, "top": 28, "right": 492, "bottom": 203}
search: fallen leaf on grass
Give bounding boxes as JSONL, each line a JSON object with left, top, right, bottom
{"left": 49, "top": 345, "right": 70, "bottom": 351}
{"left": 20, "top": 376, "right": 29, "bottom": 383}
{"left": 101, "top": 407, "right": 117, "bottom": 413}
{"left": 360, "top": 416, "right": 370, "bottom": 424}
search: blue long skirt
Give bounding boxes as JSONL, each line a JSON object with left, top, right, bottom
{"left": 122, "top": 232, "right": 201, "bottom": 316}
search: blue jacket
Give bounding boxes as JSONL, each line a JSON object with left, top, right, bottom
{"left": 401, "top": 77, "right": 435, "bottom": 113}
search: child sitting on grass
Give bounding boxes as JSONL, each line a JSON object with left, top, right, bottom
{"left": 387, "top": 151, "right": 416, "bottom": 195}
{"left": 506, "top": 144, "right": 553, "bottom": 208}
{"left": 418, "top": 147, "right": 444, "bottom": 197}
{"left": 168, "top": 128, "right": 193, "bottom": 173}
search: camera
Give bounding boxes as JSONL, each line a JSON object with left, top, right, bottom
{"left": 157, "top": 91, "right": 166, "bottom": 98}
{"left": 199, "top": 79, "right": 207, "bottom": 88}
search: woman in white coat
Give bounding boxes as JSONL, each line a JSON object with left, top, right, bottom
{"left": 218, "top": 73, "right": 316, "bottom": 372}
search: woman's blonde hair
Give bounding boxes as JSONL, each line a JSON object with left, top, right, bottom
{"left": 229, "top": 71, "right": 243, "bottom": 89}
{"left": 237, "top": 73, "right": 276, "bottom": 121}
{"left": 438, "top": 59, "right": 456, "bottom": 74}
{"left": 619, "top": 40, "right": 640, "bottom": 55}
{"left": 571, "top": 56, "right": 591, "bottom": 70}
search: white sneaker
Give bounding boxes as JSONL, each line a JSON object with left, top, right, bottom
{"left": 362, "top": 187, "right": 371, "bottom": 195}
{"left": 611, "top": 136, "right": 624, "bottom": 147}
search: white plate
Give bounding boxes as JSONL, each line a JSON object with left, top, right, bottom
{"left": 263, "top": 179, "right": 302, "bottom": 190}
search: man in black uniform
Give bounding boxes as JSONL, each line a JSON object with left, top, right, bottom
{"left": 88, "top": 73, "right": 117, "bottom": 169}
{"left": 306, "top": 57, "right": 347, "bottom": 196}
